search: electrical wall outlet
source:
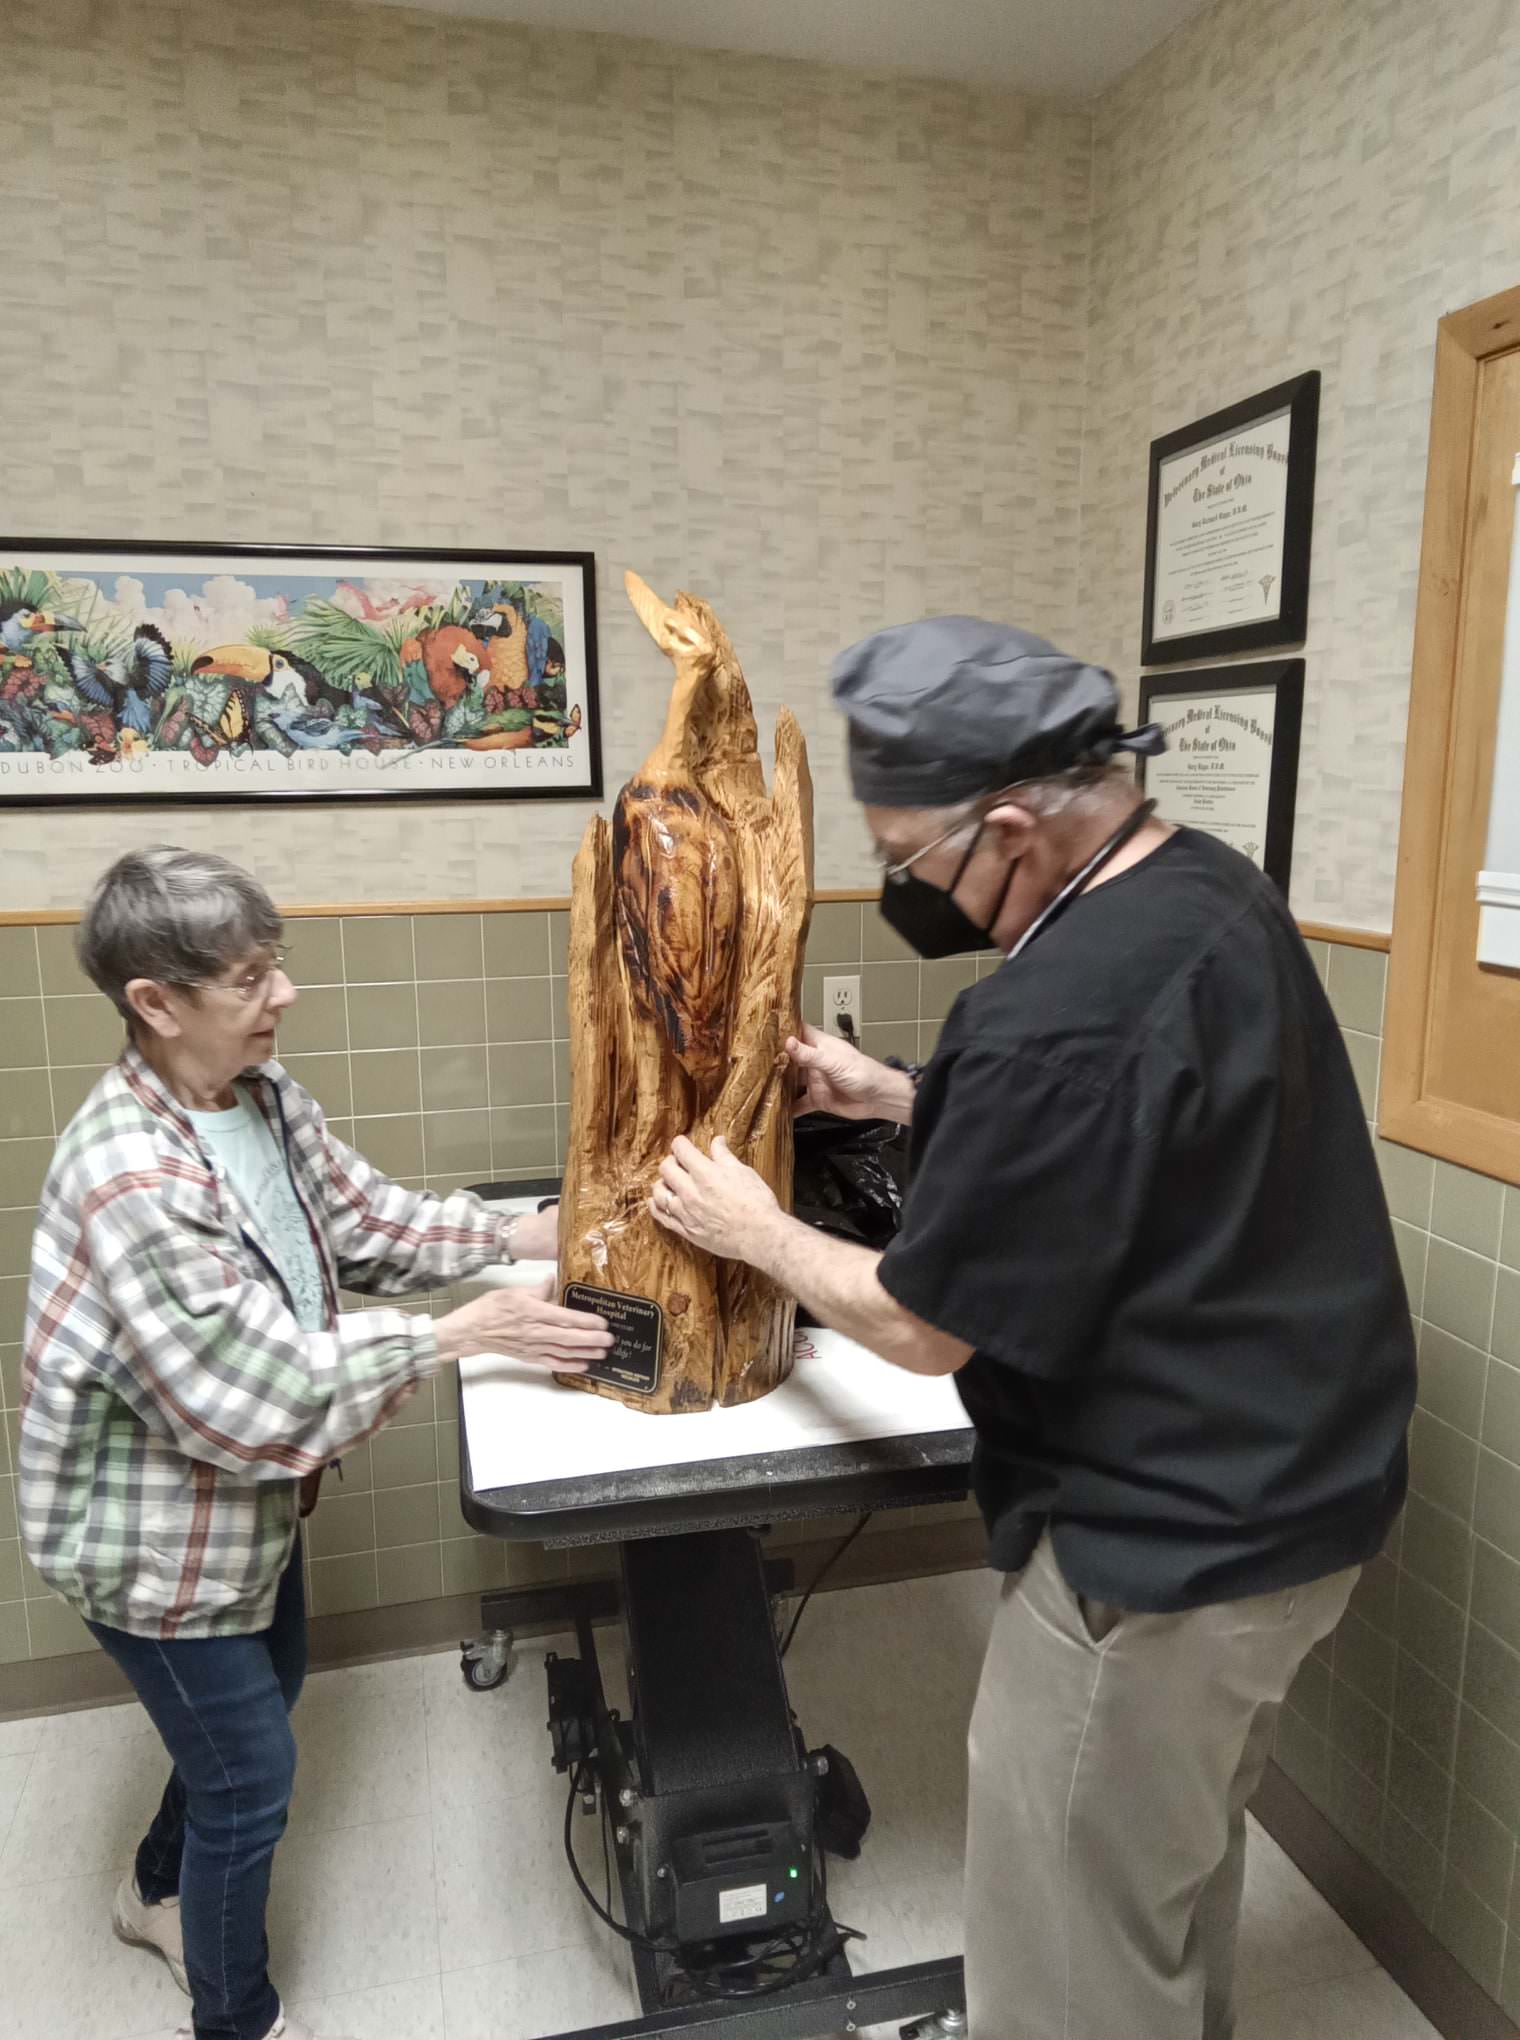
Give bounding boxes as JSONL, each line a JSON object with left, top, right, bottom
{"left": 822, "top": 974, "right": 861, "bottom": 1039}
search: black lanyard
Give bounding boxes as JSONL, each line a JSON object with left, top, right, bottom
{"left": 1006, "top": 800, "right": 1159, "bottom": 961}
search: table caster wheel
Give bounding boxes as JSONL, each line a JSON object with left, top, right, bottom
{"left": 459, "top": 1628, "right": 513, "bottom": 1691}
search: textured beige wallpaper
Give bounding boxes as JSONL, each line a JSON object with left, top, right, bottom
{"left": 1081, "top": 0, "right": 1520, "bottom": 931}
{"left": 0, "top": 0, "right": 1091, "bottom": 912}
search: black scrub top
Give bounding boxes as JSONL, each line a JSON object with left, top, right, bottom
{"left": 877, "top": 826, "right": 1415, "bottom": 1614}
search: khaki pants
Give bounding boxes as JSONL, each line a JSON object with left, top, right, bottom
{"left": 964, "top": 1535, "right": 1356, "bottom": 2040}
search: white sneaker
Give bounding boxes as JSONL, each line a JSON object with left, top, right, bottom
{"left": 111, "top": 1873, "right": 189, "bottom": 1993}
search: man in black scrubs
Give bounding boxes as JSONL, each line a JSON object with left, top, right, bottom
{"left": 650, "top": 617, "right": 1416, "bottom": 2040}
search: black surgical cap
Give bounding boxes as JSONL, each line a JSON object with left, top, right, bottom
{"left": 831, "top": 615, "right": 1164, "bottom": 809}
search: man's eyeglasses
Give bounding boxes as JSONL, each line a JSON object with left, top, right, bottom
{"left": 874, "top": 777, "right": 1039, "bottom": 886}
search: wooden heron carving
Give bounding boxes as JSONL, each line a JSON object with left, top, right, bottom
{"left": 557, "top": 571, "right": 814, "bottom": 1412}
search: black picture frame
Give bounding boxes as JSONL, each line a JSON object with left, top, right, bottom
{"left": 1140, "top": 372, "right": 1319, "bottom": 666}
{"left": 0, "top": 538, "right": 602, "bottom": 807}
{"left": 1138, "top": 659, "right": 1304, "bottom": 892}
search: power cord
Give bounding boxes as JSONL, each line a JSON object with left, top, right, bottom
{"left": 780, "top": 1513, "right": 873, "bottom": 1657}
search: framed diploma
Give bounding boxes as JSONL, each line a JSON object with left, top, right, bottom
{"left": 1138, "top": 660, "right": 1304, "bottom": 891}
{"left": 1141, "top": 372, "right": 1319, "bottom": 665}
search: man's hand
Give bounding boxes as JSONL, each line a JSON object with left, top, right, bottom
{"left": 434, "top": 1277, "right": 611, "bottom": 1371}
{"left": 786, "top": 1023, "right": 906, "bottom": 1122}
{"left": 650, "top": 1136, "right": 781, "bottom": 1262}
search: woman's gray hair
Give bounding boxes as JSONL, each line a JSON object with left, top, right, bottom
{"left": 78, "top": 847, "right": 283, "bottom": 1021}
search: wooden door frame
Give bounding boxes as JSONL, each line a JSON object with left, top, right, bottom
{"left": 1383, "top": 281, "right": 1520, "bottom": 1182}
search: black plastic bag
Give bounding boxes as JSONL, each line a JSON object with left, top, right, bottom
{"left": 791, "top": 1111, "right": 910, "bottom": 1256}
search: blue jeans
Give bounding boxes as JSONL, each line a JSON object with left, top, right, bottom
{"left": 87, "top": 1539, "right": 306, "bottom": 2040}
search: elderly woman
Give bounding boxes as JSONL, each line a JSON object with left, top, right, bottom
{"left": 20, "top": 847, "right": 611, "bottom": 2040}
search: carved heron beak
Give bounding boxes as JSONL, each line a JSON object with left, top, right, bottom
{"left": 624, "top": 571, "right": 708, "bottom": 662}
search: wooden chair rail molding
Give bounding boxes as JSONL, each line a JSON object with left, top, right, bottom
{"left": 1383, "top": 278, "right": 1520, "bottom": 1187}
{"left": 0, "top": 892, "right": 1390, "bottom": 949}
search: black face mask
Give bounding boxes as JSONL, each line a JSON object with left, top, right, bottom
{"left": 877, "top": 798, "right": 1158, "bottom": 963}
{"left": 878, "top": 820, "right": 1016, "bottom": 960}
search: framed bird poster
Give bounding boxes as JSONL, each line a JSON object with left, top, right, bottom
{"left": 0, "top": 540, "right": 601, "bottom": 806}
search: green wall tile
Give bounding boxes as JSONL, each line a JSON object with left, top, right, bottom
{"left": 490, "top": 1105, "right": 558, "bottom": 1175}
{"left": 350, "top": 1115, "right": 424, "bottom": 1180}
{"left": 1486, "top": 1362, "right": 1520, "bottom": 1466}
{"left": 548, "top": 913, "right": 568, "bottom": 975}
{"left": 418, "top": 979, "right": 486, "bottom": 1048}
{"left": 422, "top": 1111, "right": 492, "bottom": 1185}
{"left": 1375, "top": 1138, "right": 1434, "bottom": 1228}
{"left": 860, "top": 908, "right": 917, "bottom": 963}
{"left": 342, "top": 917, "right": 413, "bottom": 984}
{"left": 373, "top": 1482, "right": 442, "bottom": 1549}
{"left": 414, "top": 913, "right": 483, "bottom": 981}
{"left": 1286, "top": 1648, "right": 1331, "bottom": 1731}
{"left": 1274, "top": 1707, "right": 1330, "bottom": 1802}
{"left": 0, "top": 1211, "right": 33, "bottom": 1277}
{"left": 551, "top": 976, "right": 568, "bottom": 1038}
{"left": 487, "top": 1042, "right": 555, "bottom": 1108}
{"left": 1463, "top": 1623, "right": 1520, "bottom": 1749}
{"left": 919, "top": 958, "right": 977, "bottom": 1020}
{"left": 1417, "top": 1324, "right": 1487, "bottom": 1438}
{"left": 0, "top": 1280, "right": 25, "bottom": 1346}
{"left": 1495, "top": 1268, "right": 1520, "bottom": 1370}
{"left": 862, "top": 960, "right": 918, "bottom": 1023}
{"left": 1503, "top": 1191, "right": 1520, "bottom": 1274}
{"left": 1477, "top": 1450, "right": 1520, "bottom": 1563}
{"left": 36, "top": 927, "right": 94, "bottom": 996}
{"left": 306, "top": 1488, "right": 375, "bottom": 1559}
{"left": 377, "top": 1541, "right": 443, "bottom": 1607}
{"left": 285, "top": 920, "right": 345, "bottom": 987}
{"left": 1396, "top": 1573, "right": 1466, "bottom": 1683}
{"left": 860, "top": 1021, "right": 918, "bottom": 1064}
{"left": 486, "top": 976, "right": 553, "bottom": 1044}
{"left": 1431, "top": 1161, "right": 1505, "bottom": 1260}
{"left": 1401, "top": 1494, "right": 1473, "bottom": 1604}
{"left": 371, "top": 1423, "right": 438, "bottom": 1491}
{"left": 1423, "top": 1237, "right": 1497, "bottom": 1352}
{"left": 1340, "top": 1029, "right": 1380, "bottom": 1117}
{"left": 278, "top": 1053, "right": 352, "bottom": 1119}
{"left": 1334, "top": 1610, "right": 1396, "bottom": 1713}
{"left": 277, "top": 986, "right": 350, "bottom": 1055}
{"left": 49, "top": 1065, "right": 108, "bottom": 1125}
{"left": 27, "top": 1595, "right": 97, "bottom": 1657}
{"left": 0, "top": 930, "right": 40, "bottom": 998}
{"left": 1473, "top": 1541, "right": 1520, "bottom": 1657}
{"left": 0, "top": 1002, "right": 48, "bottom": 1069}
{"left": 0, "top": 1473, "right": 16, "bottom": 1538}
{"left": 1449, "top": 1784, "right": 1518, "bottom": 1913}
{"left": 1328, "top": 1755, "right": 1384, "bottom": 1855}
{"left": 483, "top": 911, "right": 550, "bottom": 977}
{"left": 309, "top": 1552, "right": 378, "bottom": 1616}
{"left": 1301, "top": 939, "right": 1330, "bottom": 988}
{"left": 0, "top": 1075, "right": 52, "bottom": 1141}
{"left": 1350, "top": 1552, "right": 1400, "bottom": 1634}
{"left": 441, "top": 1535, "right": 506, "bottom": 1594}
{"left": 0, "top": 1600, "right": 27, "bottom": 1665}
{"left": 351, "top": 1049, "right": 420, "bottom": 1118}
{"left": 1387, "top": 1729, "right": 1452, "bottom": 1845}
{"left": 0, "top": 1141, "right": 53, "bottom": 1209}
{"left": 1329, "top": 1678, "right": 1391, "bottom": 1786}
{"left": 0, "top": 1539, "right": 21, "bottom": 1603}
{"left": 1380, "top": 1805, "right": 1442, "bottom": 1926}
{"left": 420, "top": 1046, "right": 489, "bottom": 1113}
{"left": 1394, "top": 1651, "right": 1458, "bottom": 1764}
{"left": 1408, "top": 1409, "right": 1477, "bottom": 1522}
{"left": 1390, "top": 1219, "right": 1428, "bottom": 1318}
{"left": 1464, "top": 1707, "right": 1520, "bottom": 1831}
{"left": 1326, "top": 946, "right": 1386, "bottom": 1034}
{"left": 348, "top": 985, "right": 420, "bottom": 1053}
{"left": 45, "top": 996, "right": 124, "bottom": 1066}
{"left": 1435, "top": 1874, "right": 1505, "bottom": 1998}
{"left": 806, "top": 902, "right": 864, "bottom": 964}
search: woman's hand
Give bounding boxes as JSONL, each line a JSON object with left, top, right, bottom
{"left": 500, "top": 1203, "right": 559, "bottom": 1263}
{"left": 650, "top": 1136, "right": 781, "bottom": 1262}
{"left": 434, "top": 1277, "right": 611, "bottom": 1372}
{"left": 786, "top": 1023, "right": 896, "bottom": 1121}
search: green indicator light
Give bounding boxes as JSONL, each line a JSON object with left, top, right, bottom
{"left": 789, "top": 1867, "right": 799, "bottom": 1879}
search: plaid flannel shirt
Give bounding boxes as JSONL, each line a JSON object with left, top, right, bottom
{"left": 20, "top": 1044, "right": 502, "bottom": 1640}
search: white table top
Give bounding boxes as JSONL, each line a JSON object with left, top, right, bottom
{"left": 458, "top": 1199, "right": 971, "bottom": 1494}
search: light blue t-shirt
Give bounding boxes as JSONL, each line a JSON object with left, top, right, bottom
{"left": 186, "top": 1083, "right": 327, "bottom": 1330}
